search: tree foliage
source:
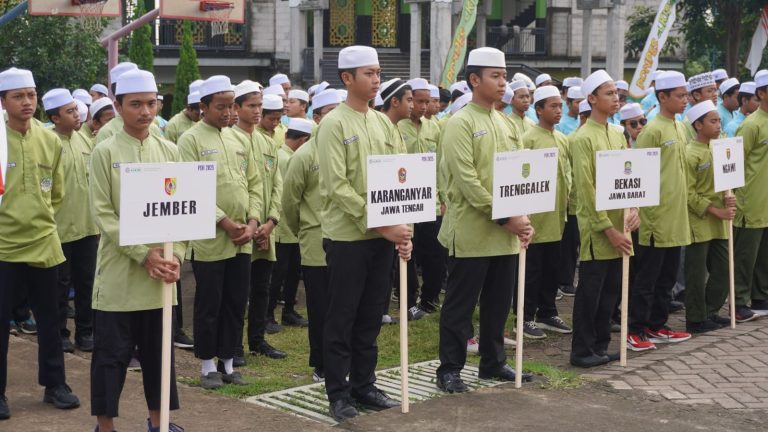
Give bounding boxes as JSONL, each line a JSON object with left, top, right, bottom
{"left": 128, "top": 0, "right": 154, "bottom": 73}
{"left": 172, "top": 21, "right": 201, "bottom": 114}
{"left": 624, "top": 5, "right": 680, "bottom": 60}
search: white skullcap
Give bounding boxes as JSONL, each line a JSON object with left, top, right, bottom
{"left": 535, "top": 73, "right": 552, "bottom": 86}
{"left": 316, "top": 81, "right": 330, "bottom": 94}
{"left": 287, "top": 117, "right": 313, "bottom": 135}
{"left": 615, "top": 80, "right": 629, "bottom": 91}
{"left": 502, "top": 85, "right": 514, "bottom": 104}
{"left": 0, "top": 67, "right": 35, "bottom": 91}
{"left": 307, "top": 84, "right": 319, "bottom": 96}
{"left": 42, "top": 88, "right": 74, "bottom": 111}
{"left": 380, "top": 78, "right": 410, "bottom": 103}
{"left": 313, "top": 89, "right": 342, "bottom": 110}
{"left": 655, "top": 71, "right": 687, "bottom": 91}
{"left": 562, "top": 77, "right": 583, "bottom": 88}
{"left": 687, "top": 72, "right": 715, "bottom": 91}
{"left": 269, "top": 73, "right": 290, "bottom": 86}
{"left": 582, "top": 70, "right": 613, "bottom": 96}
{"left": 189, "top": 79, "right": 204, "bottom": 94}
{"left": 75, "top": 99, "right": 88, "bottom": 123}
{"left": 513, "top": 73, "right": 536, "bottom": 90}
{"left": 263, "top": 84, "right": 286, "bottom": 97}
{"left": 187, "top": 91, "right": 201, "bottom": 105}
{"left": 566, "top": 86, "right": 584, "bottom": 100}
{"left": 719, "top": 78, "right": 740, "bottom": 95}
{"left": 755, "top": 70, "right": 768, "bottom": 88}
{"left": 711, "top": 69, "right": 728, "bottom": 81}
{"left": 467, "top": 47, "right": 506, "bottom": 68}
{"left": 650, "top": 70, "right": 665, "bottom": 82}
{"left": 428, "top": 84, "right": 440, "bottom": 99}
{"left": 110, "top": 62, "right": 138, "bottom": 83}
{"left": 115, "top": 70, "right": 157, "bottom": 95}
{"left": 374, "top": 93, "right": 383, "bottom": 107}
{"left": 199, "top": 75, "right": 233, "bottom": 98}
{"left": 262, "top": 94, "right": 284, "bottom": 110}
{"left": 89, "top": 97, "right": 114, "bottom": 117}
{"left": 338, "top": 45, "right": 379, "bottom": 69}
{"left": 578, "top": 99, "right": 591, "bottom": 114}
{"left": 338, "top": 89, "right": 348, "bottom": 101}
{"left": 288, "top": 89, "right": 309, "bottom": 102}
{"left": 533, "top": 85, "right": 560, "bottom": 105}
{"left": 509, "top": 80, "right": 528, "bottom": 92}
{"left": 450, "top": 92, "right": 473, "bottom": 114}
{"left": 407, "top": 78, "right": 430, "bottom": 92}
{"left": 72, "top": 89, "right": 92, "bottom": 106}
{"left": 234, "top": 80, "right": 262, "bottom": 99}
{"left": 619, "top": 103, "right": 643, "bottom": 121}
{"left": 686, "top": 100, "right": 717, "bottom": 124}
{"left": 449, "top": 80, "right": 470, "bottom": 94}
{"left": 740, "top": 81, "right": 756, "bottom": 94}
{"left": 90, "top": 83, "right": 108, "bottom": 96}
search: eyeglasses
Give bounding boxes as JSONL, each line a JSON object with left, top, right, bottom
{"left": 628, "top": 118, "right": 647, "bottom": 128}
{"left": 619, "top": 95, "right": 627, "bottom": 102}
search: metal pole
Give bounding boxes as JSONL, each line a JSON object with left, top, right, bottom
{"left": 313, "top": 10, "right": 322, "bottom": 83}
{"left": 0, "top": 1, "right": 28, "bottom": 28}
{"left": 580, "top": 8, "right": 592, "bottom": 78}
{"left": 101, "top": 7, "right": 160, "bottom": 92}
{"left": 606, "top": 3, "right": 625, "bottom": 81}
{"left": 409, "top": 3, "right": 421, "bottom": 79}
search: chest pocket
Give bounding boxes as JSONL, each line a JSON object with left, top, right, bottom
{"left": 263, "top": 154, "right": 276, "bottom": 175}
{"left": 423, "top": 138, "right": 438, "bottom": 153}
{"left": 37, "top": 163, "right": 54, "bottom": 196}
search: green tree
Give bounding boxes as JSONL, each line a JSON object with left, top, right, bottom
{"left": 128, "top": 0, "right": 154, "bottom": 72}
{"left": 172, "top": 21, "right": 201, "bottom": 114}
{"left": 624, "top": 5, "right": 680, "bottom": 60}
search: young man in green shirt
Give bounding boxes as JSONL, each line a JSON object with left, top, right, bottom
{"left": 165, "top": 90, "right": 201, "bottom": 144}
{"left": 724, "top": 81, "right": 758, "bottom": 138}
{"left": 87, "top": 98, "right": 116, "bottom": 144}
{"left": 521, "top": 85, "right": 572, "bottom": 339}
{"left": 436, "top": 48, "right": 534, "bottom": 392}
{"left": 508, "top": 80, "right": 536, "bottom": 135}
{"left": 89, "top": 69, "right": 185, "bottom": 432}
{"left": 629, "top": 71, "right": 692, "bottom": 349}
{"left": 0, "top": 68, "right": 80, "bottom": 420}
{"left": 43, "top": 89, "right": 99, "bottom": 354}
{"left": 318, "top": 46, "right": 412, "bottom": 421}
{"left": 684, "top": 101, "right": 735, "bottom": 332}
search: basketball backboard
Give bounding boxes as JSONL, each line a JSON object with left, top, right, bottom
{"left": 28, "top": 0, "right": 121, "bottom": 17}
{"left": 159, "top": 0, "right": 245, "bottom": 24}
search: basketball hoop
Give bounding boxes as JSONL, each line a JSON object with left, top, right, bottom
{"left": 199, "top": 0, "right": 234, "bottom": 37}
{"left": 71, "top": 0, "right": 107, "bottom": 32}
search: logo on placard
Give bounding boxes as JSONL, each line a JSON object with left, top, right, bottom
{"left": 522, "top": 163, "right": 530, "bottom": 179}
{"left": 164, "top": 178, "right": 177, "bottom": 196}
{"left": 726, "top": 148, "right": 731, "bottom": 160}
{"left": 398, "top": 167, "right": 407, "bottom": 184}
{"left": 624, "top": 161, "right": 632, "bottom": 175}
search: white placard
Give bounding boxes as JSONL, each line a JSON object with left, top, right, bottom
{"left": 367, "top": 153, "right": 436, "bottom": 228}
{"left": 711, "top": 137, "right": 745, "bottom": 192}
{"left": 119, "top": 162, "right": 217, "bottom": 246}
{"left": 596, "top": 148, "right": 661, "bottom": 211}
{"left": 492, "top": 148, "right": 559, "bottom": 219}
{"left": 0, "top": 99, "right": 7, "bottom": 206}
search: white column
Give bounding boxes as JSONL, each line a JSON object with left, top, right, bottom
{"left": 606, "top": 4, "right": 625, "bottom": 81}
{"left": 313, "top": 10, "right": 323, "bottom": 83}
{"left": 410, "top": 3, "right": 421, "bottom": 79}
{"left": 289, "top": 6, "right": 306, "bottom": 76}
{"left": 476, "top": 0, "right": 489, "bottom": 48}
{"left": 580, "top": 8, "right": 592, "bottom": 79}
{"left": 431, "top": 0, "right": 452, "bottom": 85}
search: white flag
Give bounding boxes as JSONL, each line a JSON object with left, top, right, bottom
{"left": 746, "top": 6, "right": 768, "bottom": 77}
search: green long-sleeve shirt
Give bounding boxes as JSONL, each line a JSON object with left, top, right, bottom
{"left": 54, "top": 129, "right": 99, "bottom": 244}
{"left": 685, "top": 140, "right": 728, "bottom": 243}
{"left": 567, "top": 127, "right": 583, "bottom": 216}
{"left": 572, "top": 119, "right": 628, "bottom": 261}
{"left": 437, "top": 102, "right": 521, "bottom": 257}
{"left": 509, "top": 112, "right": 536, "bottom": 135}
{"left": 635, "top": 114, "right": 691, "bottom": 247}
{"left": 735, "top": 107, "right": 768, "bottom": 228}
{"left": 522, "top": 125, "right": 570, "bottom": 244}
{"left": 275, "top": 144, "right": 299, "bottom": 244}
{"left": 178, "top": 121, "right": 263, "bottom": 261}
{"left": 281, "top": 139, "right": 325, "bottom": 266}
{"left": 0, "top": 123, "right": 65, "bottom": 268}
{"left": 95, "top": 114, "right": 163, "bottom": 145}
{"left": 164, "top": 111, "right": 196, "bottom": 144}
{"left": 398, "top": 117, "right": 444, "bottom": 216}
{"left": 89, "top": 130, "right": 186, "bottom": 311}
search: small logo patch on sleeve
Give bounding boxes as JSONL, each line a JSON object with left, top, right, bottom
{"left": 473, "top": 130, "right": 488, "bottom": 138}
{"left": 343, "top": 135, "right": 359, "bottom": 145}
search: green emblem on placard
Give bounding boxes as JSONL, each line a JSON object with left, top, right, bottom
{"left": 624, "top": 161, "right": 632, "bottom": 175}
{"left": 522, "top": 163, "right": 530, "bottom": 179}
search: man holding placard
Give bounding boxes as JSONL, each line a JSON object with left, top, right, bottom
{"left": 436, "top": 47, "right": 533, "bottom": 392}
{"left": 89, "top": 69, "right": 185, "bottom": 432}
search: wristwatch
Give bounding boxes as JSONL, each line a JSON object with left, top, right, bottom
{"left": 267, "top": 216, "right": 279, "bottom": 226}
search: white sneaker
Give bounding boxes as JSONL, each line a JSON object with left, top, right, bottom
{"left": 503, "top": 331, "right": 517, "bottom": 346}
{"left": 382, "top": 314, "right": 394, "bottom": 324}
{"left": 466, "top": 337, "right": 479, "bottom": 355}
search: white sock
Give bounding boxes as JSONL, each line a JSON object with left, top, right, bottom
{"left": 201, "top": 359, "right": 217, "bottom": 376}
{"left": 221, "top": 358, "right": 234, "bottom": 374}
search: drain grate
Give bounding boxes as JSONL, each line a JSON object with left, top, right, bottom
{"left": 245, "top": 360, "right": 503, "bottom": 425}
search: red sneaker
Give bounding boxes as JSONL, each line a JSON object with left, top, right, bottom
{"left": 627, "top": 333, "right": 656, "bottom": 352}
{"left": 646, "top": 327, "right": 691, "bottom": 344}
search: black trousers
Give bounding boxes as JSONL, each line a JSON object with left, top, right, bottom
{"left": 90, "top": 309, "right": 179, "bottom": 418}
{"left": 629, "top": 244, "right": 681, "bottom": 334}
{"left": 570, "top": 259, "right": 622, "bottom": 358}
{"left": 524, "top": 241, "right": 561, "bottom": 322}
{"left": 323, "top": 238, "right": 393, "bottom": 403}
{"left": 559, "top": 215, "right": 580, "bottom": 288}
{"left": 58, "top": 235, "right": 98, "bottom": 340}
{"left": 0, "top": 262, "right": 66, "bottom": 395}
{"left": 192, "top": 254, "right": 250, "bottom": 360}
{"left": 414, "top": 219, "right": 447, "bottom": 306}
{"left": 268, "top": 243, "right": 301, "bottom": 315}
{"left": 175, "top": 276, "right": 184, "bottom": 332}
{"left": 239, "top": 259, "right": 273, "bottom": 352}
{"left": 302, "top": 265, "right": 328, "bottom": 370}
{"left": 437, "top": 255, "right": 516, "bottom": 377}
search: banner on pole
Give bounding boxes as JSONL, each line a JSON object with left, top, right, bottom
{"left": 628, "top": 0, "right": 679, "bottom": 99}
{"left": 595, "top": 148, "right": 660, "bottom": 211}
{"left": 367, "top": 153, "right": 437, "bottom": 228}
{"left": 492, "top": 148, "right": 559, "bottom": 219}
{"left": 119, "top": 162, "right": 217, "bottom": 246}
{"left": 712, "top": 137, "right": 745, "bottom": 193}
{"left": 439, "top": 0, "right": 479, "bottom": 89}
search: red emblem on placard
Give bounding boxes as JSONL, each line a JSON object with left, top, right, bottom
{"left": 164, "top": 178, "right": 177, "bottom": 196}
{"left": 398, "top": 167, "right": 407, "bottom": 184}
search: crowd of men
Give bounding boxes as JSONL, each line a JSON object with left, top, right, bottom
{"left": 1, "top": 43, "right": 768, "bottom": 429}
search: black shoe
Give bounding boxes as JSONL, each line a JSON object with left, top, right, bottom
{"left": 281, "top": 310, "right": 308, "bottom": 327}
{"left": 750, "top": 299, "right": 768, "bottom": 311}
{"left": 250, "top": 341, "right": 287, "bottom": 359}
{"left": 570, "top": 353, "right": 610, "bottom": 368}
{"left": 686, "top": 319, "right": 721, "bottom": 334}
{"left": 173, "top": 330, "right": 194, "bottom": 350}
{"left": 265, "top": 319, "right": 282, "bottom": 334}
{"left": 75, "top": 334, "right": 94, "bottom": 352}
{"left": 478, "top": 364, "right": 533, "bottom": 382}
{"left": 0, "top": 395, "right": 9, "bottom": 420}
{"left": 595, "top": 351, "right": 620, "bottom": 362}
{"left": 736, "top": 306, "right": 759, "bottom": 323}
{"left": 436, "top": 371, "right": 468, "bottom": 393}
{"left": 419, "top": 300, "right": 440, "bottom": 314}
{"left": 559, "top": 285, "right": 577, "bottom": 296}
{"left": 43, "top": 384, "right": 80, "bottom": 409}
{"left": 710, "top": 315, "right": 731, "bottom": 326}
{"left": 233, "top": 355, "right": 246, "bottom": 368}
{"left": 668, "top": 300, "right": 684, "bottom": 313}
{"left": 312, "top": 368, "right": 325, "bottom": 382}
{"left": 352, "top": 388, "right": 400, "bottom": 410}
{"left": 61, "top": 337, "right": 75, "bottom": 354}
{"left": 329, "top": 398, "right": 358, "bottom": 422}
